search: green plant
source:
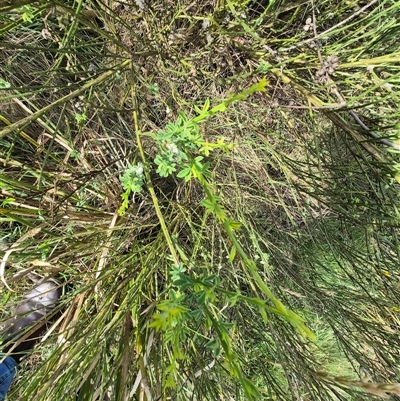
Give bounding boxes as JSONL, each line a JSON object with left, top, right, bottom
{"left": 18, "top": 5, "right": 35, "bottom": 23}
{"left": 75, "top": 112, "right": 86, "bottom": 124}
{"left": 152, "top": 79, "right": 268, "bottom": 183}
{"left": 0, "top": 78, "right": 11, "bottom": 89}
{"left": 1, "top": 0, "right": 400, "bottom": 400}
{"left": 118, "top": 162, "right": 144, "bottom": 215}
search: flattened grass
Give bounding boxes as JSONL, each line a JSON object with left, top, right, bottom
{"left": 1, "top": 0, "right": 400, "bottom": 400}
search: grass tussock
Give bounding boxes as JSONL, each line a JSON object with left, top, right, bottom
{"left": 1, "top": 0, "right": 400, "bottom": 400}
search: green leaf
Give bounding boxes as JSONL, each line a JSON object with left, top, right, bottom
{"left": 177, "top": 166, "right": 192, "bottom": 180}
{"left": 246, "top": 77, "right": 268, "bottom": 94}
{"left": 196, "top": 290, "right": 207, "bottom": 305}
{"left": 241, "top": 377, "right": 262, "bottom": 399}
{"left": 208, "top": 102, "right": 227, "bottom": 115}
{"left": 19, "top": 5, "right": 34, "bottom": 22}
{"left": 170, "top": 263, "right": 186, "bottom": 282}
{"left": 188, "top": 309, "right": 202, "bottom": 320}
{"left": 0, "top": 78, "right": 11, "bottom": 89}
{"left": 193, "top": 104, "right": 202, "bottom": 114}
{"left": 205, "top": 338, "right": 221, "bottom": 356}
{"left": 226, "top": 220, "right": 242, "bottom": 231}
{"left": 118, "top": 198, "right": 129, "bottom": 215}
{"left": 203, "top": 98, "right": 210, "bottom": 112}
{"left": 75, "top": 113, "right": 87, "bottom": 123}
{"left": 228, "top": 291, "right": 240, "bottom": 307}
{"left": 198, "top": 142, "right": 213, "bottom": 156}
{"left": 259, "top": 306, "right": 268, "bottom": 323}
{"left": 165, "top": 373, "right": 176, "bottom": 389}
{"left": 1, "top": 197, "right": 15, "bottom": 206}
{"left": 155, "top": 154, "right": 176, "bottom": 177}
{"left": 148, "top": 312, "right": 168, "bottom": 330}
{"left": 203, "top": 274, "right": 219, "bottom": 286}
{"left": 228, "top": 245, "right": 237, "bottom": 262}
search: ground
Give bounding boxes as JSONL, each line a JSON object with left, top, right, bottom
{"left": 1, "top": 1, "right": 400, "bottom": 400}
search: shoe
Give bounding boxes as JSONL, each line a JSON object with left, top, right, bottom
{"left": 1, "top": 280, "right": 61, "bottom": 362}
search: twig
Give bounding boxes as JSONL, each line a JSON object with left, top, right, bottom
{"left": 349, "top": 111, "right": 400, "bottom": 151}
{"left": 310, "top": 2, "right": 399, "bottom": 151}
{"left": 1, "top": 225, "right": 44, "bottom": 291}
{"left": 280, "top": 0, "right": 379, "bottom": 52}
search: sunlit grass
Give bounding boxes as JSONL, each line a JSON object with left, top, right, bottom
{"left": 1, "top": 0, "right": 400, "bottom": 400}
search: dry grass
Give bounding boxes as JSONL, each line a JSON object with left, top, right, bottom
{"left": 1, "top": 0, "right": 400, "bottom": 400}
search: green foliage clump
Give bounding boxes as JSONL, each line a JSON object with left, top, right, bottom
{"left": 118, "top": 162, "right": 144, "bottom": 214}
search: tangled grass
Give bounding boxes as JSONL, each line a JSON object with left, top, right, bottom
{"left": 1, "top": 0, "right": 400, "bottom": 400}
